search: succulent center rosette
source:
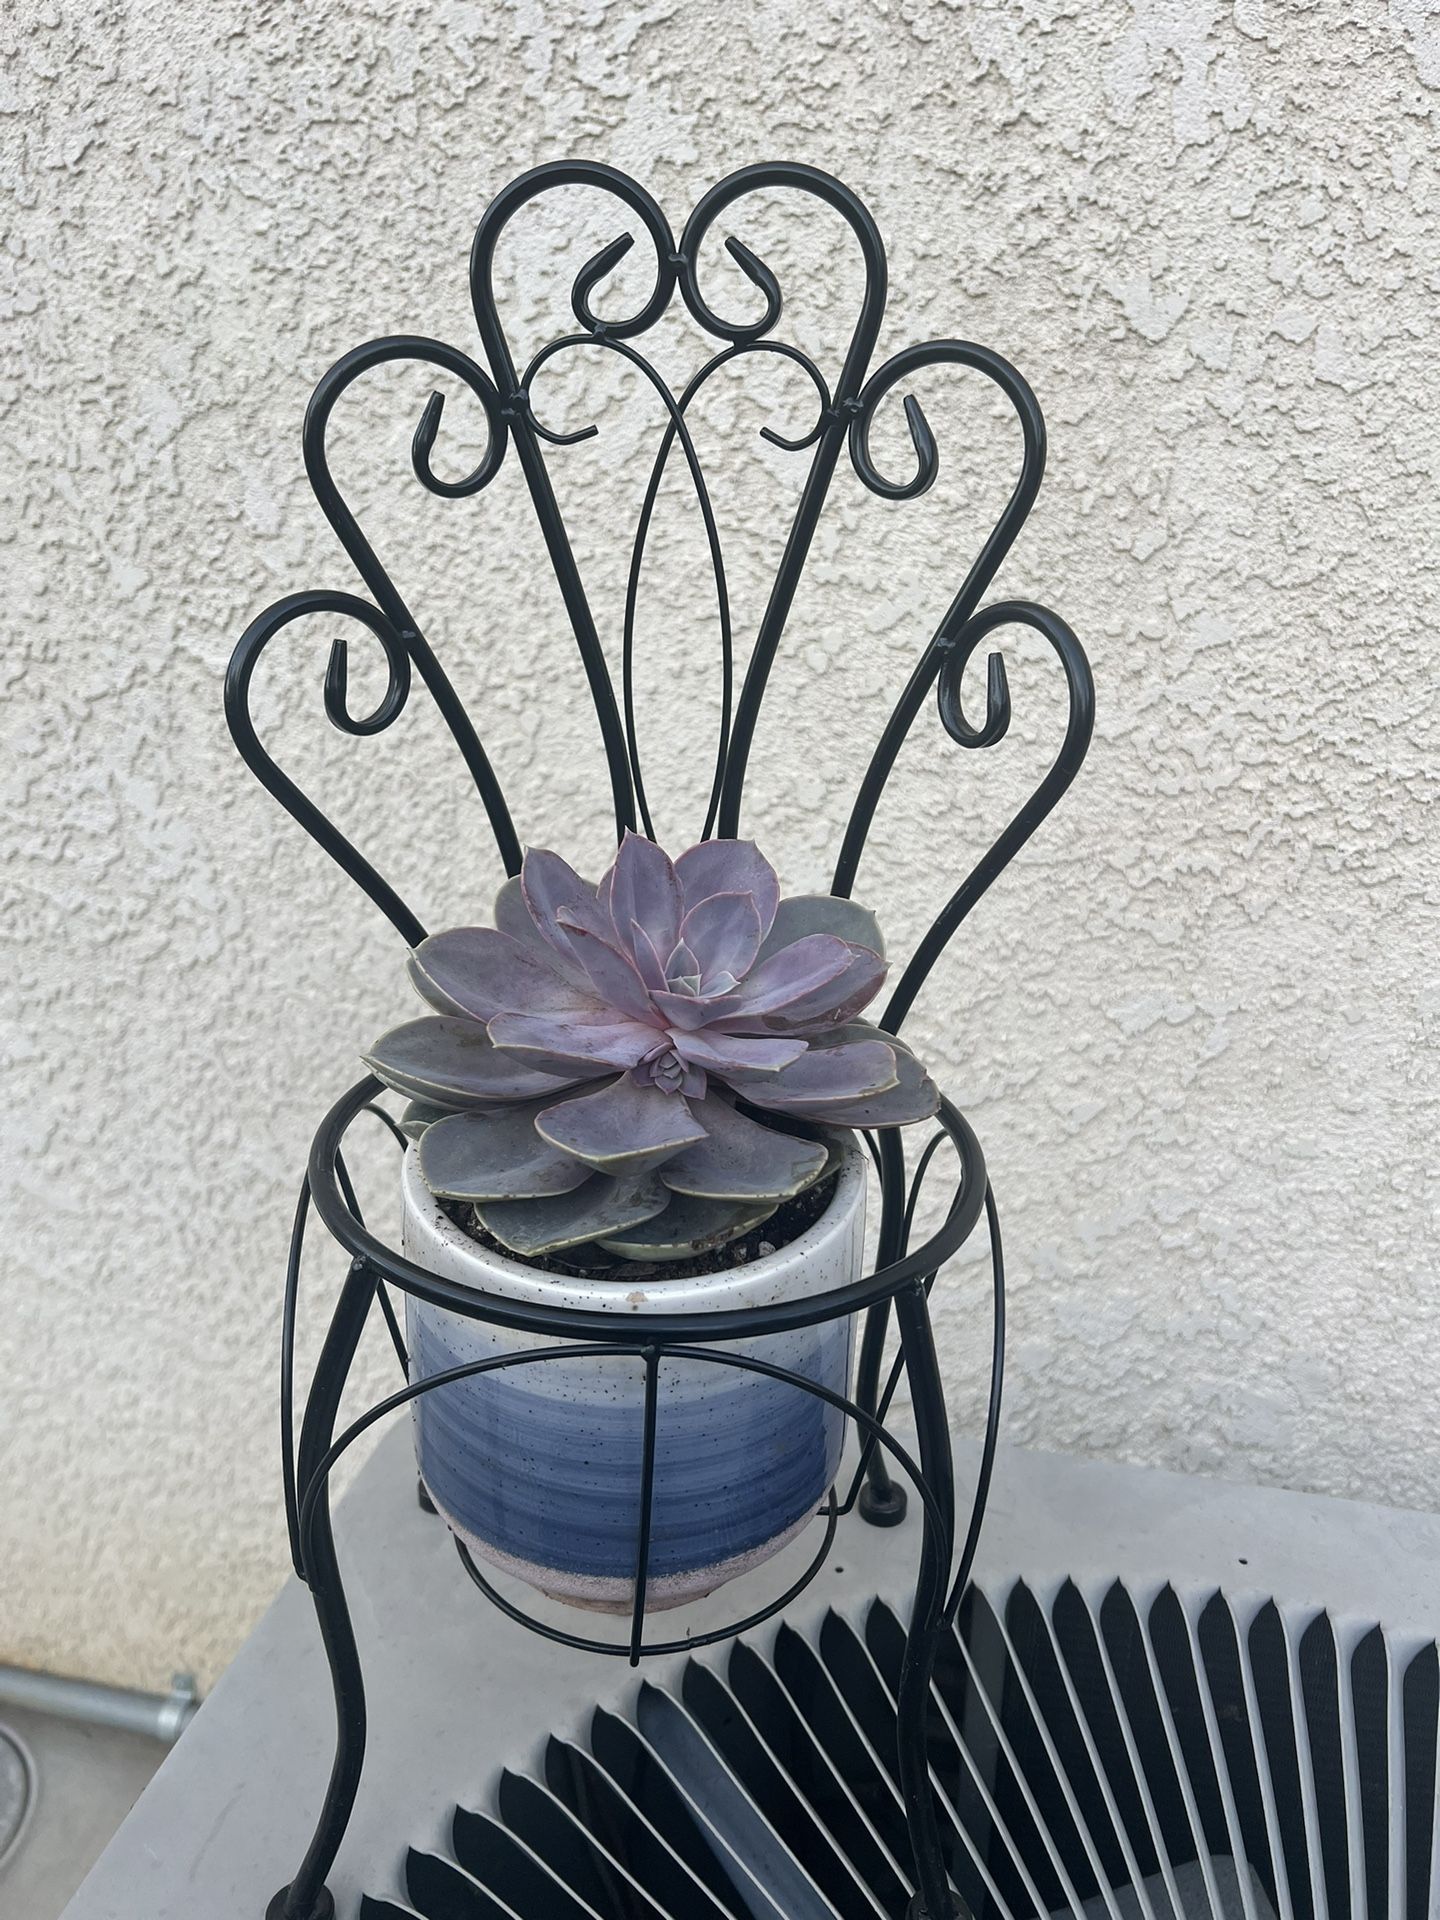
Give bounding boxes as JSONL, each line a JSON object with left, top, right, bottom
{"left": 364, "top": 833, "right": 938, "bottom": 1261}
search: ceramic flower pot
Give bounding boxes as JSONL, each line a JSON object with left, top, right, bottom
{"left": 400, "top": 1137, "right": 865, "bottom": 1613}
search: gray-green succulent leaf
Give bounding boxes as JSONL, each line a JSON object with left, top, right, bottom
{"left": 658, "top": 1095, "right": 830, "bottom": 1201}
{"left": 398, "top": 1100, "right": 452, "bottom": 1142}
{"left": 477, "top": 1171, "right": 668, "bottom": 1258}
{"left": 595, "top": 1192, "right": 776, "bottom": 1261}
{"left": 418, "top": 1105, "right": 594, "bottom": 1202}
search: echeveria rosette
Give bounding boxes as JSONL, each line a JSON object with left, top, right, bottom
{"left": 364, "top": 833, "right": 938, "bottom": 1260}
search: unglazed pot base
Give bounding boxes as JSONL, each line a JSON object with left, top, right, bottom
{"left": 401, "top": 1140, "right": 866, "bottom": 1614}
{"left": 432, "top": 1485, "right": 823, "bottom": 1613}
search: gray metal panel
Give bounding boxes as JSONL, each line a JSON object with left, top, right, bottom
{"left": 61, "top": 1429, "right": 1440, "bottom": 1918}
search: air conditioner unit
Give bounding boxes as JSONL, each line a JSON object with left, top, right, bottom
{"left": 62, "top": 1425, "right": 1440, "bottom": 1919}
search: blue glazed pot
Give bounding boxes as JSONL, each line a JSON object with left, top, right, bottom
{"left": 400, "top": 1141, "right": 865, "bottom": 1612}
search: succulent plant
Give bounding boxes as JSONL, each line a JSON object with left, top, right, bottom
{"left": 364, "top": 833, "right": 938, "bottom": 1261}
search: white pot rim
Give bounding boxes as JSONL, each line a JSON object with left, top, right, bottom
{"left": 399, "top": 1132, "right": 867, "bottom": 1316}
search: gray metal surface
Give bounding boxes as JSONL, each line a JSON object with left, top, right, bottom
{"left": 0, "top": 1707, "right": 162, "bottom": 1920}
{"left": 60, "top": 1428, "right": 1440, "bottom": 1919}
{"left": 0, "top": 1725, "right": 32, "bottom": 1866}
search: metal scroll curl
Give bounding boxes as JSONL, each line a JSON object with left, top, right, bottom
{"left": 226, "top": 336, "right": 521, "bottom": 939}
{"left": 518, "top": 328, "right": 736, "bottom": 848}
{"left": 622, "top": 337, "right": 837, "bottom": 845}
{"left": 832, "top": 338, "right": 1047, "bottom": 898}
{"left": 226, "top": 590, "right": 423, "bottom": 946}
{"left": 681, "top": 164, "right": 897, "bottom": 838}
{"left": 227, "top": 162, "right": 1093, "bottom": 1033}
{"left": 467, "top": 161, "right": 681, "bottom": 841}
{"left": 520, "top": 318, "right": 841, "bottom": 847}
{"left": 884, "top": 599, "right": 1095, "bottom": 1033}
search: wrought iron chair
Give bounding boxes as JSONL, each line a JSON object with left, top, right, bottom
{"left": 227, "top": 159, "right": 1095, "bottom": 1920}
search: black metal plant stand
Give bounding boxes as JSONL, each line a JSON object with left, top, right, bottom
{"left": 227, "top": 161, "right": 1094, "bottom": 1920}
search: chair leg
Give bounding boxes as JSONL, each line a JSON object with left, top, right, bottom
{"left": 268, "top": 1259, "right": 377, "bottom": 1920}
{"left": 893, "top": 1280, "right": 964, "bottom": 1920}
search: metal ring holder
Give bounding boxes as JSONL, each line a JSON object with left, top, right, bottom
{"left": 226, "top": 160, "right": 1096, "bottom": 1920}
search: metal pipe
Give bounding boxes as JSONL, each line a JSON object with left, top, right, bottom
{"left": 0, "top": 1665, "right": 199, "bottom": 1746}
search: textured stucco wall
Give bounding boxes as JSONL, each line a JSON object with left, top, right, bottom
{"left": 3, "top": 0, "right": 1437, "bottom": 1690}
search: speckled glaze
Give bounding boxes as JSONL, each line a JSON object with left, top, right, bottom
{"left": 400, "top": 1140, "right": 864, "bottom": 1612}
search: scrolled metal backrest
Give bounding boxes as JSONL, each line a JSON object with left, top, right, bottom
{"left": 226, "top": 160, "right": 1094, "bottom": 1028}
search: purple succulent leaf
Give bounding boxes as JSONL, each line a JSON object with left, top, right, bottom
{"left": 418, "top": 1104, "right": 593, "bottom": 1201}
{"left": 554, "top": 914, "right": 661, "bottom": 1025}
{"left": 732, "top": 943, "right": 887, "bottom": 1034}
{"left": 632, "top": 1044, "right": 708, "bottom": 1099}
{"left": 645, "top": 933, "right": 853, "bottom": 1033}
{"left": 493, "top": 873, "right": 530, "bottom": 937}
{"left": 399, "top": 1099, "right": 452, "bottom": 1142}
{"left": 520, "top": 848, "right": 609, "bottom": 968}
{"left": 664, "top": 939, "right": 701, "bottom": 989}
{"left": 486, "top": 1009, "right": 661, "bottom": 1078}
{"left": 647, "top": 989, "right": 714, "bottom": 1031}
{"left": 670, "top": 1028, "right": 808, "bottom": 1075}
{"left": 729, "top": 1036, "right": 899, "bottom": 1108}
{"left": 719, "top": 933, "right": 856, "bottom": 1017}
{"left": 679, "top": 891, "right": 763, "bottom": 991}
{"left": 754, "top": 1045, "right": 939, "bottom": 1127}
{"left": 756, "top": 893, "right": 885, "bottom": 964}
{"left": 606, "top": 830, "right": 681, "bottom": 961}
{"left": 408, "top": 927, "right": 600, "bottom": 1023}
{"left": 829, "top": 1018, "right": 916, "bottom": 1055}
{"left": 630, "top": 921, "right": 669, "bottom": 995}
{"left": 494, "top": 875, "right": 588, "bottom": 993}
{"left": 596, "top": 1190, "right": 774, "bottom": 1261}
{"left": 364, "top": 1016, "right": 587, "bottom": 1108}
{"left": 659, "top": 1094, "right": 830, "bottom": 1201}
{"left": 534, "top": 1073, "right": 706, "bottom": 1174}
{"left": 477, "top": 1170, "right": 668, "bottom": 1257}
{"left": 674, "top": 839, "right": 779, "bottom": 937}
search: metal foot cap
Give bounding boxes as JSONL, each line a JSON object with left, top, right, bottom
{"left": 267, "top": 1886, "right": 335, "bottom": 1920}
{"left": 417, "top": 1476, "right": 437, "bottom": 1514}
{"left": 859, "top": 1478, "right": 908, "bottom": 1527}
{"left": 906, "top": 1894, "right": 961, "bottom": 1920}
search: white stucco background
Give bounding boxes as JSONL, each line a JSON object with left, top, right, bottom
{"left": 3, "top": 1, "right": 1437, "bottom": 1690}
